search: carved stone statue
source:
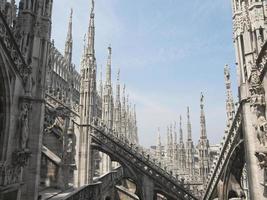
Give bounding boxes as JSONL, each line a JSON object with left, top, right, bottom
{"left": 255, "top": 152, "right": 267, "bottom": 169}
{"left": 19, "top": 102, "right": 30, "bottom": 150}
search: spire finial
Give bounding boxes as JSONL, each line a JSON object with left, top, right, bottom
{"left": 87, "top": 0, "right": 95, "bottom": 56}
{"left": 64, "top": 8, "right": 73, "bottom": 63}
{"left": 115, "top": 68, "right": 121, "bottom": 103}
{"left": 174, "top": 121, "right": 177, "bottom": 144}
{"left": 83, "top": 33, "right": 87, "bottom": 48}
{"left": 187, "top": 106, "right": 190, "bottom": 120}
{"left": 91, "top": 0, "right": 95, "bottom": 16}
{"left": 117, "top": 68, "right": 120, "bottom": 82}
{"left": 106, "top": 45, "right": 112, "bottom": 85}
{"left": 70, "top": 8, "right": 73, "bottom": 19}
{"left": 200, "top": 92, "right": 207, "bottom": 139}
{"left": 157, "top": 127, "right": 161, "bottom": 146}
{"left": 179, "top": 115, "right": 183, "bottom": 144}
{"left": 187, "top": 106, "right": 192, "bottom": 141}
{"left": 100, "top": 64, "right": 103, "bottom": 81}
{"left": 200, "top": 92, "right": 204, "bottom": 109}
{"left": 224, "top": 64, "right": 235, "bottom": 124}
{"left": 123, "top": 84, "right": 126, "bottom": 96}
{"left": 167, "top": 125, "right": 170, "bottom": 146}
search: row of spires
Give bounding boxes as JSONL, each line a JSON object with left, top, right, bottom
{"left": 155, "top": 93, "right": 209, "bottom": 182}
{"left": 73, "top": 0, "right": 138, "bottom": 184}
{"left": 63, "top": 0, "right": 138, "bottom": 129}
{"left": 157, "top": 94, "right": 207, "bottom": 147}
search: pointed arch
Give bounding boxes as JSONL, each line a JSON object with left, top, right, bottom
{"left": 0, "top": 50, "right": 11, "bottom": 161}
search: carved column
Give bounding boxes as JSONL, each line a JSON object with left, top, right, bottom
{"left": 242, "top": 63, "right": 267, "bottom": 199}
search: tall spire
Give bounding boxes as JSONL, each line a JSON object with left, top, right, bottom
{"left": 157, "top": 127, "right": 161, "bottom": 147}
{"left": 179, "top": 115, "right": 183, "bottom": 144}
{"left": 126, "top": 94, "right": 130, "bottom": 113}
{"left": 122, "top": 84, "right": 126, "bottom": 108}
{"left": 198, "top": 93, "right": 210, "bottom": 183}
{"left": 87, "top": 0, "right": 95, "bottom": 56}
{"left": 200, "top": 93, "right": 207, "bottom": 139}
{"left": 157, "top": 127, "right": 162, "bottom": 160}
{"left": 166, "top": 126, "right": 170, "bottom": 147}
{"left": 78, "top": 0, "right": 97, "bottom": 185}
{"left": 186, "top": 106, "right": 194, "bottom": 179}
{"left": 170, "top": 124, "right": 173, "bottom": 146}
{"left": 174, "top": 121, "right": 177, "bottom": 144}
{"left": 106, "top": 45, "right": 112, "bottom": 85}
{"left": 133, "top": 104, "right": 138, "bottom": 144}
{"left": 116, "top": 69, "right": 120, "bottom": 102}
{"left": 99, "top": 65, "right": 103, "bottom": 99}
{"left": 187, "top": 107, "right": 192, "bottom": 141}
{"left": 64, "top": 8, "right": 73, "bottom": 64}
{"left": 224, "top": 64, "right": 235, "bottom": 124}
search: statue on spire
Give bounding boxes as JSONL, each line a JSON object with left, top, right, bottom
{"left": 117, "top": 68, "right": 120, "bottom": 82}
{"left": 201, "top": 92, "right": 204, "bottom": 108}
{"left": 91, "top": 0, "right": 95, "bottom": 15}
{"left": 224, "top": 64, "right": 235, "bottom": 125}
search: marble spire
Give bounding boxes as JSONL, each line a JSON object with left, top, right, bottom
{"left": 64, "top": 8, "right": 73, "bottom": 65}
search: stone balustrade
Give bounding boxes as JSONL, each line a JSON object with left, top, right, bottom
{"left": 62, "top": 167, "right": 123, "bottom": 200}
{"left": 90, "top": 118, "right": 198, "bottom": 200}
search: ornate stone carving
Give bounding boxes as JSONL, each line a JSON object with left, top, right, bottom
{"left": 19, "top": 100, "right": 31, "bottom": 149}
{"left": 241, "top": 2, "right": 251, "bottom": 31}
{"left": 12, "top": 149, "right": 31, "bottom": 167}
{"left": 249, "top": 62, "right": 267, "bottom": 146}
{"left": 44, "top": 106, "right": 70, "bottom": 134}
{"left": 255, "top": 152, "right": 267, "bottom": 169}
{"left": 0, "top": 10, "right": 31, "bottom": 85}
{"left": 0, "top": 162, "right": 21, "bottom": 186}
{"left": 255, "top": 116, "right": 267, "bottom": 146}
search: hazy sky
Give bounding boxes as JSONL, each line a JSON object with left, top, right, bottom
{"left": 49, "top": 0, "right": 237, "bottom": 147}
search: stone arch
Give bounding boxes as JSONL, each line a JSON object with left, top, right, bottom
{"left": 0, "top": 52, "right": 11, "bottom": 161}
{"left": 220, "top": 140, "right": 245, "bottom": 199}
{"left": 91, "top": 143, "right": 142, "bottom": 198}
{"left": 120, "top": 177, "right": 137, "bottom": 194}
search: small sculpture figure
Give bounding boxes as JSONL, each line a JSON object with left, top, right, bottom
{"left": 20, "top": 103, "right": 29, "bottom": 150}
{"left": 255, "top": 152, "right": 267, "bottom": 169}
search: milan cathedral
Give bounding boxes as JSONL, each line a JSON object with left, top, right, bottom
{"left": 1, "top": 0, "right": 267, "bottom": 199}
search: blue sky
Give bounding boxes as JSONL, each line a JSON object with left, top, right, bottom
{"left": 49, "top": 0, "right": 237, "bottom": 147}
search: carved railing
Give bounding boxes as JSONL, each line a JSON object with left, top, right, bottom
{"left": 0, "top": 10, "right": 31, "bottom": 85}
{"left": 62, "top": 183, "right": 101, "bottom": 200}
{"left": 89, "top": 120, "right": 198, "bottom": 200}
{"left": 62, "top": 167, "right": 123, "bottom": 200}
{"left": 202, "top": 105, "right": 242, "bottom": 200}
{"left": 94, "top": 166, "right": 124, "bottom": 193}
{"left": 45, "top": 93, "right": 79, "bottom": 117}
